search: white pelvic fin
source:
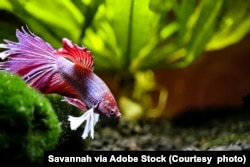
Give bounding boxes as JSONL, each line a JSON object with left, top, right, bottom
{"left": 0, "top": 50, "right": 9, "bottom": 60}
{"left": 68, "top": 108, "right": 100, "bottom": 139}
{"left": 0, "top": 44, "right": 8, "bottom": 49}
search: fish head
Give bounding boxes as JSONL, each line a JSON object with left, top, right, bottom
{"left": 97, "top": 100, "right": 121, "bottom": 118}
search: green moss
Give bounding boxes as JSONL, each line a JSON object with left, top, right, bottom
{"left": 46, "top": 94, "right": 91, "bottom": 151}
{"left": 0, "top": 71, "right": 61, "bottom": 166}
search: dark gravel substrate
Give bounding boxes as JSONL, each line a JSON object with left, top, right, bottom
{"left": 56, "top": 107, "right": 250, "bottom": 151}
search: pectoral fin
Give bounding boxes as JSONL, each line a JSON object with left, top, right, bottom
{"left": 68, "top": 108, "right": 99, "bottom": 139}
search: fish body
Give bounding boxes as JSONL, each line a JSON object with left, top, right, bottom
{"left": 0, "top": 27, "right": 121, "bottom": 139}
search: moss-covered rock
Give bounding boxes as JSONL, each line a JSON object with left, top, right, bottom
{"left": 46, "top": 94, "right": 91, "bottom": 151}
{"left": 0, "top": 71, "right": 61, "bottom": 166}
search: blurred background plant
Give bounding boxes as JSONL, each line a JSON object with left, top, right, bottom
{"left": 1, "top": 0, "right": 250, "bottom": 120}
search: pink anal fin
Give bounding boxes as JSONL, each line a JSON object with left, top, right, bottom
{"left": 62, "top": 97, "right": 87, "bottom": 111}
{"left": 57, "top": 38, "right": 94, "bottom": 72}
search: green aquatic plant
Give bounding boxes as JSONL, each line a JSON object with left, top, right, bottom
{"left": 0, "top": 71, "right": 61, "bottom": 166}
{"left": 1, "top": 0, "right": 249, "bottom": 119}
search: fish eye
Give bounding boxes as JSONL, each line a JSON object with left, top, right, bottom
{"left": 109, "top": 110, "right": 115, "bottom": 116}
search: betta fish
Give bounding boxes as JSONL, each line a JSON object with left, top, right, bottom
{"left": 0, "top": 26, "right": 121, "bottom": 139}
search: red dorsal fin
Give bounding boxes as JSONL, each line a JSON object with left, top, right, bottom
{"left": 57, "top": 38, "right": 94, "bottom": 71}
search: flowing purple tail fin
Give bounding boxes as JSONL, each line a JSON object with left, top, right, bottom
{"left": 0, "top": 26, "right": 78, "bottom": 97}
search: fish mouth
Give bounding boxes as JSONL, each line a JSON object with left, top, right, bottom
{"left": 115, "top": 112, "right": 121, "bottom": 118}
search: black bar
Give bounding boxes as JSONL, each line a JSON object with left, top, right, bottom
{"left": 43, "top": 151, "right": 250, "bottom": 167}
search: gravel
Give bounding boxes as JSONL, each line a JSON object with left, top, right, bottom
{"left": 56, "top": 107, "right": 250, "bottom": 151}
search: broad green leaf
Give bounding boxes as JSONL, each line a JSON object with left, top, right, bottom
{"left": 1, "top": 0, "right": 250, "bottom": 72}
{"left": 1, "top": 0, "right": 83, "bottom": 47}
{"left": 82, "top": 4, "right": 122, "bottom": 72}
{"left": 0, "top": 0, "right": 12, "bottom": 10}
{"left": 162, "top": 0, "right": 224, "bottom": 68}
{"left": 105, "top": 0, "right": 159, "bottom": 68}
{"left": 71, "top": 0, "right": 105, "bottom": 43}
{"left": 206, "top": 0, "right": 250, "bottom": 50}
{"left": 186, "top": 0, "right": 223, "bottom": 61}
{"left": 171, "top": 0, "right": 197, "bottom": 40}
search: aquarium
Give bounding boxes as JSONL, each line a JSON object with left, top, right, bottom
{"left": 0, "top": 0, "right": 250, "bottom": 166}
